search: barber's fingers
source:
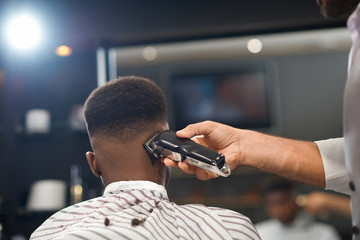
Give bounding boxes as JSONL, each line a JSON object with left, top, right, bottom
{"left": 162, "top": 158, "right": 179, "bottom": 168}
{"left": 162, "top": 158, "right": 216, "bottom": 180}
{"left": 195, "top": 169, "right": 218, "bottom": 180}
{"left": 162, "top": 159, "right": 197, "bottom": 174}
{"left": 176, "top": 121, "right": 218, "bottom": 139}
{"left": 179, "top": 160, "right": 219, "bottom": 180}
{"left": 179, "top": 161, "right": 218, "bottom": 180}
{"left": 178, "top": 161, "right": 197, "bottom": 174}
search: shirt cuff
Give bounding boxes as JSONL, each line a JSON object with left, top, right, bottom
{"left": 315, "top": 138, "right": 350, "bottom": 195}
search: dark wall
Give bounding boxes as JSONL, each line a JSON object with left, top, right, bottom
{"left": 1, "top": 50, "right": 101, "bottom": 237}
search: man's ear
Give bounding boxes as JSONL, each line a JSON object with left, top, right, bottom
{"left": 86, "top": 151, "right": 101, "bottom": 177}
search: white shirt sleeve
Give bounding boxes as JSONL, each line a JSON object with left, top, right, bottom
{"left": 315, "top": 137, "right": 351, "bottom": 195}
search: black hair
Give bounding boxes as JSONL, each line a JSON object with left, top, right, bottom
{"left": 83, "top": 76, "right": 167, "bottom": 140}
{"left": 262, "top": 177, "right": 296, "bottom": 196}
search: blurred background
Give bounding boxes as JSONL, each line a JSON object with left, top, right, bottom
{"left": 0, "top": 0, "right": 353, "bottom": 239}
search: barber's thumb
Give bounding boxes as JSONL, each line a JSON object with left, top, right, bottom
{"left": 176, "top": 127, "right": 193, "bottom": 138}
{"left": 177, "top": 121, "right": 208, "bottom": 138}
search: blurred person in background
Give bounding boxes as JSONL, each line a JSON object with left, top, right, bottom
{"left": 255, "top": 178, "right": 341, "bottom": 240}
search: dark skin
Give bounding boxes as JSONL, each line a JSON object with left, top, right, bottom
{"left": 265, "top": 191, "right": 298, "bottom": 225}
{"left": 85, "top": 123, "right": 170, "bottom": 188}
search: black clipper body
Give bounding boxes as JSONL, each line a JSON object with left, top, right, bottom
{"left": 143, "top": 130, "right": 231, "bottom": 177}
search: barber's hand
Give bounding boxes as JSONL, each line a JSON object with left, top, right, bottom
{"left": 296, "top": 191, "right": 351, "bottom": 218}
{"left": 163, "top": 120, "right": 328, "bottom": 187}
{"left": 296, "top": 192, "right": 329, "bottom": 217}
{"left": 162, "top": 121, "right": 243, "bottom": 180}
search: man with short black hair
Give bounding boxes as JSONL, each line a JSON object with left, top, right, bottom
{"left": 30, "top": 76, "right": 260, "bottom": 240}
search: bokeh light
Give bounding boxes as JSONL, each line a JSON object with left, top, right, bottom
{"left": 4, "top": 13, "right": 43, "bottom": 51}
{"left": 55, "top": 45, "right": 73, "bottom": 57}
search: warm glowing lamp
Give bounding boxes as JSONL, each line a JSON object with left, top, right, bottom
{"left": 55, "top": 45, "right": 73, "bottom": 57}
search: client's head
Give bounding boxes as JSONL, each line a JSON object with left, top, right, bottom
{"left": 83, "top": 76, "right": 170, "bottom": 187}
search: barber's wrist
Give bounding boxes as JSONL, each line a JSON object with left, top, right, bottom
{"left": 237, "top": 129, "right": 263, "bottom": 168}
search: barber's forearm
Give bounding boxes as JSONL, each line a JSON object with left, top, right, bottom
{"left": 325, "top": 194, "right": 351, "bottom": 217}
{"left": 239, "top": 130, "right": 325, "bottom": 187}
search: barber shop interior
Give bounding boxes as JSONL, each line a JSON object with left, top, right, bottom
{"left": 0, "top": 0, "right": 357, "bottom": 239}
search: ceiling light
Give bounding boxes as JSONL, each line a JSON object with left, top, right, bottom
{"left": 247, "top": 39, "right": 262, "bottom": 54}
{"left": 143, "top": 46, "right": 157, "bottom": 61}
{"left": 5, "top": 13, "right": 42, "bottom": 51}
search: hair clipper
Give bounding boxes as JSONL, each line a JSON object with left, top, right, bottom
{"left": 143, "top": 130, "right": 231, "bottom": 177}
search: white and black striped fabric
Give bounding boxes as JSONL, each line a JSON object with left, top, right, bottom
{"left": 30, "top": 181, "right": 261, "bottom": 240}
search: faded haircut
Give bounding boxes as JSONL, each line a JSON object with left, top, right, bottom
{"left": 83, "top": 76, "right": 167, "bottom": 140}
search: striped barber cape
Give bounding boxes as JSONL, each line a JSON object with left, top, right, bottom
{"left": 30, "top": 180, "right": 261, "bottom": 240}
